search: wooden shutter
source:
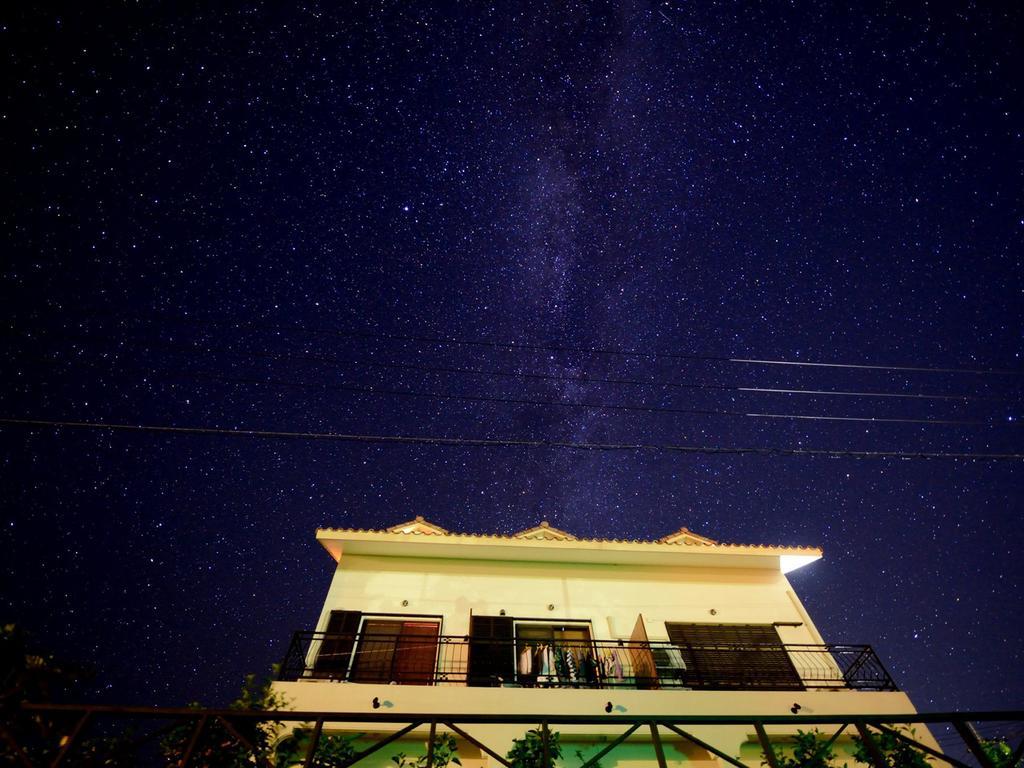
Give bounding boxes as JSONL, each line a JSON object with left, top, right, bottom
{"left": 313, "top": 610, "right": 361, "bottom": 678}
{"left": 467, "top": 615, "right": 514, "bottom": 686}
{"left": 393, "top": 621, "right": 441, "bottom": 685}
{"left": 665, "top": 623, "right": 803, "bottom": 690}
{"left": 351, "top": 620, "right": 403, "bottom": 683}
{"left": 629, "top": 614, "right": 659, "bottom": 689}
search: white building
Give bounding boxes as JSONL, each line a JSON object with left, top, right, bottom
{"left": 271, "top": 517, "right": 935, "bottom": 766}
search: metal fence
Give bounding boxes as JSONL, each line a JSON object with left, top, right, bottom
{"left": 9, "top": 704, "right": 1023, "bottom": 768}
{"left": 277, "top": 632, "right": 897, "bottom": 691}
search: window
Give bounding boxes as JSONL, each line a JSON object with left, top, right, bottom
{"left": 515, "top": 621, "right": 596, "bottom": 686}
{"left": 467, "top": 616, "right": 596, "bottom": 687}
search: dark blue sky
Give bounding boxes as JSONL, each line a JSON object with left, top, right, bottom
{"left": 1, "top": 2, "right": 1021, "bottom": 711}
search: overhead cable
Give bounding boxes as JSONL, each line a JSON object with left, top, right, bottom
{"left": 57, "top": 333, "right": 1019, "bottom": 403}
{"left": 107, "top": 316, "right": 1024, "bottom": 377}
{"left": 2, "top": 417, "right": 1021, "bottom": 460}
{"left": 157, "top": 369, "right": 997, "bottom": 427}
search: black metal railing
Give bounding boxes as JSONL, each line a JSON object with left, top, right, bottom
{"left": 14, "top": 704, "right": 1023, "bottom": 768}
{"left": 277, "top": 632, "right": 898, "bottom": 691}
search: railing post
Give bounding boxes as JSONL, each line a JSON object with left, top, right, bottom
{"left": 179, "top": 714, "right": 209, "bottom": 768}
{"left": 426, "top": 721, "right": 437, "bottom": 768}
{"left": 871, "top": 646, "right": 898, "bottom": 691}
{"left": 302, "top": 718, "right": 324, "bottom": 768}
{"left": 953, "top": 720, "right": 997, "bottom": 768}
{"left": 755, "top": 722, "right": 781, "bottom": 768}
{"left": 0, "top": 722, "right": 33, "bottom": 768}
{"left": 280, "top": 633, "right": 300, "bottom": 680}
{"left": 50, "top": 710, "right": 91, "bottom": 768}
{"left": 854, "top": 722, "right": 888, "bottom": 768}
{"left": 541, "top": 721, "right": 551, "bottom": 768}
{"left": 649, "top": 723, "right": 668, "bottom": 768}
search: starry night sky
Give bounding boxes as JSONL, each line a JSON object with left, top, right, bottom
{"left": 1, "top": 3, "right": 1021, "bottom": 712}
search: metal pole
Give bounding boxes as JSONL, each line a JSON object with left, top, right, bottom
{"left": 50, "top": 711, "right": 91, "bottom": 768}
{"left": 302, "top": 718, "right": 325, "bottom": 768}
{"left": 872, "top": 724, "right": 973, "bottom": 768}
{"left": 0, "top": 724, "right": 33, "bottom": 768}
{"left": 661, "top": 724, "right": 747, "bottom": 768}
{"left": 443, "top": 722, "right": 513, "bottom": 768}
{"left": 179, "top": 715, "right": 209, "bottom": 768}
{"left": 426, "top": 722, "right": 437, "bottom": 768}
{"left": 854, "top": 722, "right": 888, "bottom": 768}
{"left": 648, "top": 723, "right": 668, "bottom": 768}
{"left": 754, "top": 722, "right": 781, "bottom": 768}
{"left": 953, "top": 720, "right": 997, "bottom": 768}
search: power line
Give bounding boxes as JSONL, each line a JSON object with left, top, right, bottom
{"left": 731, "top": 357, "right": 1023, "bottom": 376}
{"left": 184, "top": 341, "right": 1020, "bottom": 402}
{"left": 1, "top": 417, "right": 1021, "bottom": 460}
{"left": 165, "top": 369, "right": 996, "bottom": 427}
{"left": 60, "top": 333, "right": 1020, "bottom": 403}
{"left": 110, "top": 316, "right": 1024, "bottom": 377}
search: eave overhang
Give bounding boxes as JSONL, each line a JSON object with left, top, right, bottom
{"left": 315, "top": 528, "right": 822, "bottom": 573}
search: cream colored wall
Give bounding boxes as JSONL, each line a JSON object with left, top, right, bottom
{"left": 272, "top": 551, "right": 940, "bottom": 766}
{"left": 271, "top": 682, "right": 939, "bottom": 766}
{"left": 314, "top": 554, "right": 826, "bottom": 645}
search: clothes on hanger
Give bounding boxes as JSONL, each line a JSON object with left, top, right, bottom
{"left": 607, "top": 650, "right": 624, "bottom": 681}
{"left": 518, "top": 644, "right": 534, "bottom": 676}
{"left": 554, "top": 646, "right": 569, "bottom": 682}
{"left": 564, "top": 646, "right": 578, "bottom": 683}
{"left": 579, "top": 652, "right": 598, "bottom": 684}
{"left": 537, "top": 643, "right": 555, "bottom": 685}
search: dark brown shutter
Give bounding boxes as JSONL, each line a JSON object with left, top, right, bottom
{"left": 312, "top": 610, "right": 361, "bottom": 679}
{"left": 467, "top": 615, "right": 514, "bottom": 686}
{"left": 665, "top": 623, "right": 803, "bottom": 690}
{"left": 394, "top": 621, "right": 441, "bottom": 685}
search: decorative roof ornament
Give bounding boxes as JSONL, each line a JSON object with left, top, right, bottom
{"left": 657, "top": 526, "right": 718, "bottom": 546}
{"left": 512, "top": 520, "right": 578, "bottom": 541}
{"left": 386, "top": 515, "right": 450, "bottom": 536}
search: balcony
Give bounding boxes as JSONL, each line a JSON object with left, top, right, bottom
{"left": 277, "top": 632, "right": 897, "bottom": 692}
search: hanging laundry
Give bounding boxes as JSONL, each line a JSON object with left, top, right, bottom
{"left": 519, "top": 644, "right": 534, "bottom": 676}
{"left": 565, "top": 647, "right": 578, "bottom": 683}
{"left": 580, "top": 653, "right": 598, "bottom": 684}
{"left": 554, "top": 646, "right": 570, "bottom": 682}
{"left": 608, "top": 650, "right": 624, "bottom": 681}
{"left": 538, "top": 644, "right": 555, "bottom": 685}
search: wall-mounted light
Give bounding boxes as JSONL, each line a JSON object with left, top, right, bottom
{"left": 547, "top": 604, "right": 555, "bottom": 611}
{"left": 709, "top": 608, "right": 718, "bottom": 616}
{"left": 401, "top": 600, "right": 409, "bottom": 607}
{"left": 499, "top": 609, "right": 506, "bottom": 616}
{"left": 791, "top": 703, "right": 802, "bottom": 714}
{"left": 605, "top": 702, "right": 613, "bottom": 713}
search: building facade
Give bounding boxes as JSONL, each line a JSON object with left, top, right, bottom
{"left": 272, "top": 517, "right": 935, "bottom": 767}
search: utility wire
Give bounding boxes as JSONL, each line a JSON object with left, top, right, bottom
{"left": 108, "top": 316, "right": 1024, "bottom": 377}
{"left": 729, "top": 357, "right": 1023, "bottom": 375}
{"left": 2, "top": 417, "right": 1021, "bottom": 460}
{"left": 163, "top": 369, "right": 995, "bottom": 427}
{"left": 57, "top": 333, "right": 1019, "bottom": 403}
{"left": 19, "top": 347, "right": 1008, "bottom": 425}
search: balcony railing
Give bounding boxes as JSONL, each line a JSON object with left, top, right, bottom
{"left": 277, "top": 632, "right": 897, "bottom": 691}
{"left": 18, "top": 704, "right": 1024, "bottom": 768}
